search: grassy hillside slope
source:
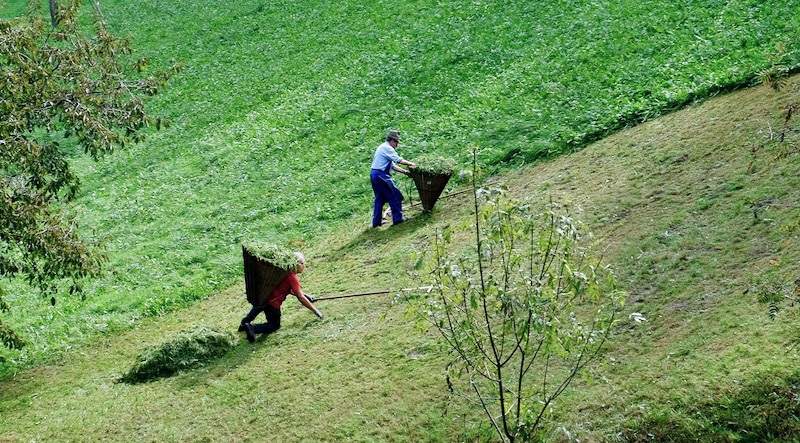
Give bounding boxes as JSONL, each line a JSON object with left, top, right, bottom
{"left": 3, "top": 0, "right": 798, "bottom": 374}
{"left": 1, "top": 73, "right": 799, "bottom": 441}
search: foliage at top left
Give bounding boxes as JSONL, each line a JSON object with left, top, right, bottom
{"left": 0, "top": 0, "right": 179, "bottom": 347}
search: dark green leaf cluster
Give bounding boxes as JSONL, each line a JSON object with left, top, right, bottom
{"left": 120, "top": 325, "right": 234, "bottom": 384}
{"left": 0, "top": 320, "right": 25, "bottom": 350}
{"left": 0, "top": 0, "right": 177, "bottom": 320}
{"left": 242, "top": 240, "right": 298, "bottom": 271}
{"left": 411, "top": 154, "right": 456, "bottom": 176}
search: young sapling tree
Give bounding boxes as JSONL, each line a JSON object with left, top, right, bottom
{"left": 404, "top": 180, "right": 624, "bottom": 441}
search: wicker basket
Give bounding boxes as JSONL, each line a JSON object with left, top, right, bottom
{"left": 410, "top": 169, "right": 452, "bottom": 213}
{"left": 242, "top": 245, "right": 291, "bottom": 307}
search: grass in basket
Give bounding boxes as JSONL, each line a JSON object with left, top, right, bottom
{"left": 412, "top": 154, "right": 457, "bottom": 175}
{"left": 242, "top": 241, "right": 299, "bottom": 271}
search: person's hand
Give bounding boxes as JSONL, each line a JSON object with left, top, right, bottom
{"left": 314, "top": 309, "right": 324, "bottom": 319}
{"left": 305, "top": 293, "right": 315, "bottom": 302}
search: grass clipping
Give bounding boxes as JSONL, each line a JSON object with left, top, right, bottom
{"left": 412, "top": 154, "right": 456, "bottom": 175}
{"left": 120, "top": 325, "right": 235, "bottom": 384}
{"left": 242, "top": 240, "right": 298, "bottom": 271}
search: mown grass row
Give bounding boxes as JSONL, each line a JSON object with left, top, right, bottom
{"left": 1, "top": 0, "right": 799, "bottom": 374}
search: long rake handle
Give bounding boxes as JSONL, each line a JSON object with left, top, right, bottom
{"left": 311, "top": 286, "right": 432, "bottom": 302}
{"left": 312, "top": 290, "right": 391, "bottom": 301}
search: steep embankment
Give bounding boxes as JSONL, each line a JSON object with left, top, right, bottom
{"left": 4, "top": 0, "right": 798, "bottom": 376}
{"left": 1, "top": 76, "right": 798, "bottom": 442}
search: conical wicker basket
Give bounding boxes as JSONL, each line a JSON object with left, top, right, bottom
{"left": 242, "top": 245, "right": 291, "bottom": 307}
{"left": 410, "top": 169, "right": 452, "bottom": 213}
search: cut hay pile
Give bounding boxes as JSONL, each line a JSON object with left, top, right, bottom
{"left": 120, "top": 325, "right": 235, "bottom": 384}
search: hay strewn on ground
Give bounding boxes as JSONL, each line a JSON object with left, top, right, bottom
{"left": 120, "top": 325, "right": 235, "bottom": 384}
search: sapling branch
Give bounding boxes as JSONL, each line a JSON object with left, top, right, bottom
{"left": 403, "top": 148, "right": 622, "bottom": 439}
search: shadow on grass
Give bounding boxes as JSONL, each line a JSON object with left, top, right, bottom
{"left": 326, "top": 209, "right": 432, "bottom": 261}
{"left": 170, "top": 335, "right": 261, "bottom": 386}
{"left": 621, "top": 370, "right": 800, "bottom": 442}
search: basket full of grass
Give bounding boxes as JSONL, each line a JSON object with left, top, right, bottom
{"left": 409, "top": 154, "right": 456, "bottom": 213}
{"left": 242, "top": 241, "right": 297, "bottom": 307}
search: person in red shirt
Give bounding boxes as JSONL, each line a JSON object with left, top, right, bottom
{"left": 240, "top": 252, "right": 323, "bottom": 343}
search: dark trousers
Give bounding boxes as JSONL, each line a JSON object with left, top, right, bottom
{"left": 242, "top": 305, "right": 282, "bottom": 335}
{"left": 371, "top": 169, "right": 404, "bottom": 227}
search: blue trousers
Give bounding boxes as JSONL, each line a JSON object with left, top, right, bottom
{"left": 241, "top": 305, "right": 282, "bottom": 335}
{"left": 370, "top": 169, "right": 404, "bottom": 227}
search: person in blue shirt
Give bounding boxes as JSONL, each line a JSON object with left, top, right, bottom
{"left": 370, "top": 130, "right": 416, "bottom": 227}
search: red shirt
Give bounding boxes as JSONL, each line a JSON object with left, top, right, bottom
{"left": 265, "top": 273, "right": 302, "bottom": 310}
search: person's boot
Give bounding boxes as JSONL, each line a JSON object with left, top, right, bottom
{"left": 238, "top": 322, "right": 247, "bottom": 332}
{"left": 245, "top": 323, "right": 256, "bottom": 343}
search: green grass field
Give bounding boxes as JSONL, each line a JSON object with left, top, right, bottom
{"left": 2, "top": 75, "right": 798, "bottom": 442}
{"left": 2, "top": 0, "right": 800, "bottom": 440}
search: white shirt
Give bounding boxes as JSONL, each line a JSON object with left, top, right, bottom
{"left": 370, "top": 141, "right": 403, "bottom": 171}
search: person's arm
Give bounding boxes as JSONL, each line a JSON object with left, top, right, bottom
{"left": 392, "top": 164, "right": 410, "bottom": 175}
{"left": 393, "top": 159, "right": 416, "bottom": 175}
{"left": 288, "top": 275, "right": 323, "bottom": 319}
{"left": 296, "top": 291, "right": 323, "bottom": 319}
